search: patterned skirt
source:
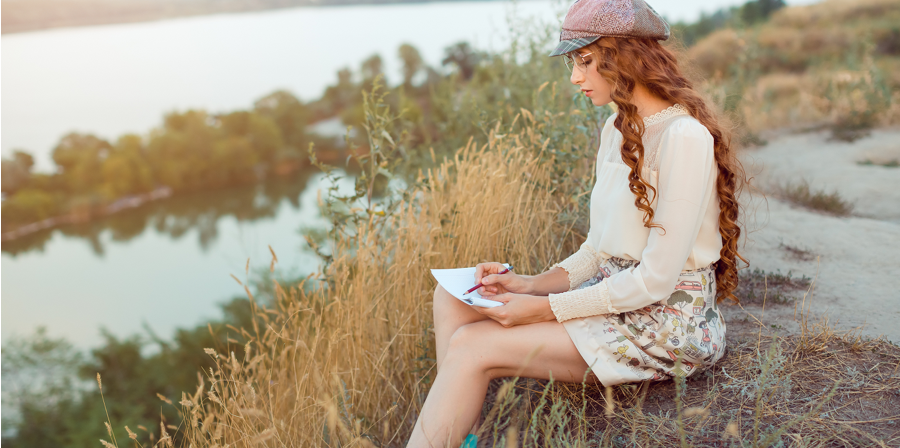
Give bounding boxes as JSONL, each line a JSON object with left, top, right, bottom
{"left": 563, "top": 256, "right": 727, "bottom": 386}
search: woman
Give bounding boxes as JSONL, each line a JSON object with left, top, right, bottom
{"left": 408, "top": 0, "right": 745, "bottom": 445}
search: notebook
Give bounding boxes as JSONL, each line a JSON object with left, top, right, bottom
{"left": 430, "top": 264, "right": 508, "bottom": 308}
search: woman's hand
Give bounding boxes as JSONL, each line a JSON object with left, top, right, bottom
{"left": 474, "top": 262, "right": 533, "bottom": 295}
{"left": 472, "top": 293, "right": 556, "bottom": 328}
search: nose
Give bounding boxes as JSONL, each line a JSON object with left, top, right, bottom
{"left": 569, "top": 66, "right": 584, "bottom": 85}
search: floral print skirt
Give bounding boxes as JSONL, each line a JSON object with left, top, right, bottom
{"left": 562, "top": 256, "right": 726, "bottom": 386}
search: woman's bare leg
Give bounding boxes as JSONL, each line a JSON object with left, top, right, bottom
{"left": 408, "top": 319, "right": 597, "bottom": 447}
{"left": 432, "top": 285, "right": 489, "bottom": 372}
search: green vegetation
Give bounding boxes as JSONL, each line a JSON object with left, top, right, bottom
{"left": 671, "top": 0, "right": 786, "bottom": 46}
{"left": 857, "top": 157, "right": 900, "bottom": 167}
{"left": 1, "top": 94, "right": 313, "bottom": 232}
{"left": 735, "top": 267, "right": 812, "bottom": 304}
{"left": 5, "top": 0, "right": 900, "bottom": 446}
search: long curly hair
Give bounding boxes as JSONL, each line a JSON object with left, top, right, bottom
{"left": 581, "top": 36, "right": 747, "bottom": 304}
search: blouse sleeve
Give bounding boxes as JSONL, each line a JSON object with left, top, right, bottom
{"left": 550, "top": 114, "right": 618, "bottom": 291}
{"left": 549, "top": 118, "right": 717, "bottom": 321}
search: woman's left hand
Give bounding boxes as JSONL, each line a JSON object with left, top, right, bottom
{"left": 472, "top": 293, "right": 556, "bottom": 327}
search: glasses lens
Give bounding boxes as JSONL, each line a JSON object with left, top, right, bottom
{"left": 564, "top": 53, "right": 589, "bottom": 71}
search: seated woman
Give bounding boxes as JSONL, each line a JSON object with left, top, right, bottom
{"left": 408, "top": 0, "right": 746, "bottom": 445}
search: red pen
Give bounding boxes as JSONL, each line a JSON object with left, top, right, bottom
{"left": 463, "top": 265, "right": 514, "bottom": 295}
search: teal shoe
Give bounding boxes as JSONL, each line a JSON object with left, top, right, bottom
{"left": 460, "top": 434, "right": 477, "bottom": 448}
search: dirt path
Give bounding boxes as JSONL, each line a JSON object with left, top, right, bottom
{"left": 735, "top": 128, "right": 900, "bottom": 343}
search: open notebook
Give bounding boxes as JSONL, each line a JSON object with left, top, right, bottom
{"left": 430, "top": 264, "right": 509, "bottom": 308}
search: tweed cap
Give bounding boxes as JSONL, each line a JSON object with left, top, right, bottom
{"left": 549, "top": 0, "right": 670, "bottom": 56}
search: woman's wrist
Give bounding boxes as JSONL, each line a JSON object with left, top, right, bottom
{"left": 524, "top": 268, "right": 571, "bottom": 296}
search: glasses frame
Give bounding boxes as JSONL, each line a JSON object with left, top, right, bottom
{"left": 563, "top": 51, "right": 594, "bottom": 72}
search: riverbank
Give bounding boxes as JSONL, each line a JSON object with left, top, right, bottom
{"left": 0, "top": 144, "right": 357, "bottom": 243}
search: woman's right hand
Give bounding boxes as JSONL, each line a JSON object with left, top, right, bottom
{"left": 474, "top": 262, "right": 533, "bottom": 296}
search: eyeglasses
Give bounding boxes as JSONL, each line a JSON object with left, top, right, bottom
{"left": 563, "top": 51, "right": 594, "bottom": 72}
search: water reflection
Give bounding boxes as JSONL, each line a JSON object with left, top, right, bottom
{"left": 2, "top": 169, "right": 319, "bottom": 257}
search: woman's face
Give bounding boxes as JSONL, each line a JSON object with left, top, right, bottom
{"left": 568, "top": 49, "right": 612, "bottom": 107}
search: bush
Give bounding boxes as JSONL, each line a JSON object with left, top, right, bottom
{"left": 1, "top": 188, "right": 60, "bottom": 224}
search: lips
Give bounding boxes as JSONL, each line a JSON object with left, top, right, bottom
{"left": 582, "top": 90, "right": 593, "bottom": 97}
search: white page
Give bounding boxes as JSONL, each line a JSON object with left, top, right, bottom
{"left": 430, "top": 264, "right": 510, "bottom": 308}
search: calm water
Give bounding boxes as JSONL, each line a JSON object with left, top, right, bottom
{"left": 1, "top": 0, "right": 819, "bottom": 348}
{"left": 1, "top": 172, "right": 354, "bottom": 347}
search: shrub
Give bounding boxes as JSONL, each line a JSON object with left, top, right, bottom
{"left": 773, "top": 179, "right": 854, "bottom": 216}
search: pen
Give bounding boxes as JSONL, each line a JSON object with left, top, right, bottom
{"left": 463, "top": 266, "right": 514, "bottom": 295}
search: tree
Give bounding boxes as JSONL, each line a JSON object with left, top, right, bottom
{"left": 51, "top": 133, "right": 111, "bottom": 194}
{"left": 254, "top": 90, "right": 309, "bottom": 151}
{"left": 398, "top": 43, "right": 424, "bottom": 87}
{"left": 146, "top": 110, "right": 217, "bottom": 191}
{"left": 360, "top": 53, "right": 384, "bottom": 83}
{"left": 100, "top": 134, "right": 154, "bottom": 199}
{"left": 740, "top": 0, "right": 786, "bottom": 25}
{"left": 442, "top": 41, "right": 483, "bottom": 81}
{"left": 1, "top": 151, "right": 34, "bottom": 195}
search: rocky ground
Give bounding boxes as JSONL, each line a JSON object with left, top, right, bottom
{"left": 725, "top": 127, "right": 900, "bottom": 344}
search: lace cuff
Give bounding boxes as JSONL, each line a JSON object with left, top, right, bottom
{"left": 548, "top": 281, "right": 619, "bottom": 323}
{"left": 551, "top": 244, "right": 604, "bottom": 291}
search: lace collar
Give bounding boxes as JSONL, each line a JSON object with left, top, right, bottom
{"left": 643, "top": 103, "right": 689, "bottom": 126}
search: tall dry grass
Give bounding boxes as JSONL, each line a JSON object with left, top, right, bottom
{"left": 167, "top": 119, "right": 583, "bottom": 447}
{"left": 127, "top": 106, "right": 900, "bottom": 448}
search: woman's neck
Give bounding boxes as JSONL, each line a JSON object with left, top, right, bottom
{"left": 631, "top": 84, "right": 674, "bottom": 119}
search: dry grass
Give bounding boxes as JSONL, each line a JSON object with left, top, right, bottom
{"left": 157, "top": 121, "right": 584, "bottom": 447}
{"left": 686, "top": 0, "right": 900, "bottom": 139}
{"left": 772, "top": 178, "right": 854, "bottom": 217}
{"left": 104, "top": 118, "right": 900, "bottom": 447}
{"left": 468, "top": 316, "right": 900, "bottom": 447}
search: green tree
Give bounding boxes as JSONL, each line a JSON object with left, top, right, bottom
{"left": 360, "top": 53, "right": 384, "bottom": 83}
{"left": 1, "top": 151, "right": 34, "bottom": 195}
{"left": 147, "top": 110, "right": 218, "bottom": 191}
{"left": 398, "top": 43, "right": 424, "bottom": 87}
{"left": 51, "top": 133, "right": 111, "bottom": 194}
{"left": 442, "top": 41, "right": 483, "bottom": 81}
{"left": 254, "top": 90, "right": 310, "bottom": 152}
{"left": 100, "top": 134, "right": 154, "bottom": 199}
{"left": 741, "top": 0, "right": 786, "bottom": 25}
{"left": 1, "top": 189, "right": 59, "bottom": 224}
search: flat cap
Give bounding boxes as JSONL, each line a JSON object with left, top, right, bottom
{"left": 549, "top": 0, "right": 670, "bottom": 56}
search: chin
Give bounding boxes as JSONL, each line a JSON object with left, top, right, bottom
{"left": 590, "top": 97, "right": 612, "bottom": 107}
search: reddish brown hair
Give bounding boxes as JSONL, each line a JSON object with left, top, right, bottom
{"left": 581, "top": 37, "right": 747, "bottom": 304}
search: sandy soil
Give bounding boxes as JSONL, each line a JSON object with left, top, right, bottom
{"left": 732, "top": 128, "right": 900, "bottom": 343}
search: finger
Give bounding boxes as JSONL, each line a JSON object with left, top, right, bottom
{"left": 471, "top": 305, "right": 493, "bottom": 316}
{"left": 490, "top": 293, "right": 510, "bottom": 304}
{"left": 475, "top": 264, "right": 484, "bottom": 283}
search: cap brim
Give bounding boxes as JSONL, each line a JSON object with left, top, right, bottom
{"left": 548, "top": 36, "right": 602, "bottom": 57}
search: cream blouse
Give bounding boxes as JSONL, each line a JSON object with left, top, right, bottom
{"left": 548, "top": 104, "right": 722, "bottom": 322}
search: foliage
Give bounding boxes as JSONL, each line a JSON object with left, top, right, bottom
{"left": 671, "top": 0, "right": 786, "bottom": 46}
{"left": 773, "top": 178, "right": 854, "bottom": 216}
{"left": 0, "top": 297, "right": 260, "bottom": 447}
{"left": 5, "top": 0, "right": 900, "bottom": 446}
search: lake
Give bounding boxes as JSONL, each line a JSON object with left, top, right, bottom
{"left": 1, "top": 0, "right": 819, "bottom": 348}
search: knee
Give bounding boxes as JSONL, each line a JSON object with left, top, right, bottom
{"left": 445, "top": 323, "right": 487, "bottom": 367}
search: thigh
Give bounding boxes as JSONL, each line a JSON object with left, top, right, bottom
{"left": 433, "top": 285, "right": 490, "bottom": 326}
{"left": 449, "top": 319, "right": 599, "bottom": 384}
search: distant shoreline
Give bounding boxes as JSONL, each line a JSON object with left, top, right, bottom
{"left": 1, "top": 0, "right": 502, "bottom": 35}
